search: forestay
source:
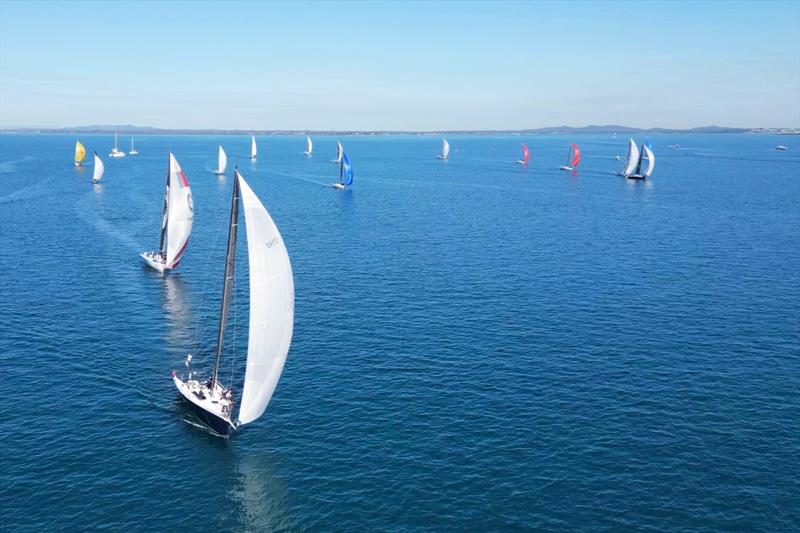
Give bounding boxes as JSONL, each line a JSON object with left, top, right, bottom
{"left": 236, "top": 173, "right": 295, "bottom": 425}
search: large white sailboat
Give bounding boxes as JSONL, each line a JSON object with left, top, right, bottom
{"left": 304, "top": 136, "right": 313, "bottom": 156}
{"left": 109, "top": 132, "right": 126, "bottom": 158}
{"left": 250, "top": 135, "right": 257, "bottom": 160}
{"left": 330, "top": 141, "right": 343, "bottom": 163}
{"left": 215, "top": 145, "right": 228, "bottom": 175}
{"left": 619, "top": 139, "right": 640, "bottom": 178}
{"left": 437, "top": 138, "right": 450, "bottom": 160}
{"left": 173, "top": 169, "right": 294, "bottom": 436}
{"left": 91, "top": 152, "right": 104, "bottom": 183}
{"left": 628, "top": 144, "right": 655, "bottom": 180}
{"left": 141, "top": 153, "right": 194, "bottom": 272}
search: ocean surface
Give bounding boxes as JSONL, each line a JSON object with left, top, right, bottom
{"left": 1, "top": 133, "right": 798, "bottom": 531}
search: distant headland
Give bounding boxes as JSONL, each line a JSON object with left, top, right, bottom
{"left": 2, "top": 124, "right": 798, "bottom": 135}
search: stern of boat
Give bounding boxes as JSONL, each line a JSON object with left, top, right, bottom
{"left": 140, "top": 252, "right": 167, "bottom": 273}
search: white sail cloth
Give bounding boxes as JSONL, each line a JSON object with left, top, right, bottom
{"left": 236, "top": 173, "right": 295, "bottom": 425}
{"left": 165, "top": 153, "right": 194, "bottom": 268}
{"left": 218, "top": 145, "right": 228, "bottom": 174}
{"left": 92, "top": 153, "right": 104, "bottom": 182}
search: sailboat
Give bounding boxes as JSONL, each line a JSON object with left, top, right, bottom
{"left": 304, "top": 136, "right": 313, "bottom": 156}
{"left": 215, "top": 145, "right": 228, "bottom": 175}
{"left": 140, "top": 153, "right": 194, "bottom": 273}
{"left": 437, "top": 138, "right": 450, "bottom": 160}
{"left": 75, "top": 141, "right": 86, "bottom": 167}
{"left": 332, "top": 152, "right": 353, "bottom": 189}
{"left": 619, "top": 139, "right": 640, "bottom": 178}
{"left": 109, "top": 132, "right": 126, "bottom": 158}
{"left": 559, "top": 143, "right": 581, "bottom": 171}
{"left": 627, "top": 144, "right": 655, "bottom": 180}
{"left": 330, "top": 141, "right": 343, "bottom": 163}
{"left": 517, "top": 143, "right": 530, "bottom": 165}
{"left": 91, "top": 152, "right": 104, "bottom": 183}
{"left": 129, "top": 138, "right": 139, "bottom": 155}
{"left": 250, "top": 135, "right": 257, "bottom": 160}
{"left": 173, "top": 168, "right": 294, "bottom": 436}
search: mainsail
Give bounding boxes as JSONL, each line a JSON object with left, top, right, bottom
{"left": 305, "top": 136, "right": 313, "bottom": 155}
{"left": 250, "top": 135, "right": 257, "bottom": 159}
{"left": 164, "top": 153, "right": 194, "bottom": 269}
{"left": 75, "top": 141, "right": 86, "bottom": 166}
{"left": 622, "top": 139, "right": 640, "bottom": 177}
{"left": 218, "top": 146, "right": 228, "bottom": 174}
{"left": 441, "top": 139, "right": 450, "bottom": 159}
{"left": 92, "top": 152, "right": 104, "bottom": 182}
{"left": 236, "top": 172, "right": 295, "bottom": 425}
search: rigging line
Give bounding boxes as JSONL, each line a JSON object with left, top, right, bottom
{"left": 229, "top": 263, "right": 237, "bottom": 391}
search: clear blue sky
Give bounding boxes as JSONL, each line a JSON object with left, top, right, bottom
{"left": 1, "top": 0, "right": 798, "bottom": 130}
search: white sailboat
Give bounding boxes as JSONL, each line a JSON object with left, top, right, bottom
{"left": 619, "top": 139, "right": 640, "bottom": 178}
{"left": 91, "top": 152, "right": 105, "bottom": 183}
{"left": 437, "top": 138, "right": 450, "bottom": 160}
{"left": 141, "top": 153, "right": 194, "bottom": 273}
{"left": 109, "top": 132, "right": 126, "bottom": 158}
{"left": 173, "top": 169, "right": 294, "bottom": 436}
{"left": 129, "top": 138, "right": 139, "bottom": 155}
{"left": 250, "top": 135, "right": 257, "bottom": 160}
{"left": 304, "top": 136, "right": 313, "bottom": 156}
{"left": 330, "top": 141, "right": 343, "bottom": 163}
{"left": 215, "top": 145, "right": 228, "bottom": 175}
{"left": 628, "top": 144, "right": 655, "bottom": 180}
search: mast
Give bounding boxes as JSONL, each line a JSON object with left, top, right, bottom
{"left": 212, "top": 170, "right": 240, "bottom": 388}
{"left": 339, "top": 157, "right": 344, "bottom": 184}
{"left": 157, "top": 155, "right": 171, "bottom": 254}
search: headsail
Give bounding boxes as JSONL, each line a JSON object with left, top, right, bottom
{"left": 250, "top": 135, "right": 257, "bottom": 159}
{"left": 218, "top": 145, "right": 228, "bottom": 174}
{"left": 236, "top": 172, "right": 295, "bottom": 426}
{"left": 335, "top": 141, "right": 343, "bottom": 163}
{"left": 642, "top": 145, "right": 655, "bottom": 177}
{"left": 520, "top": 144, "right": 530, "bottom": 164}
{"left": 571, "top": 143, "right": 581, "bottom": 168}
{"left": 622, "top": 139, "right": 640, "bottom": 177}
{"left": 75, "top": 141, "right": 86, "bottom": 165}
{"left": 92, "top": 152, "right": 104, "bottom": 182}
{"left": 341, "top": 152, "right": 354, "bottom": 186}
{"left": 165, "top": 153, "right": 194, "bottom": 269}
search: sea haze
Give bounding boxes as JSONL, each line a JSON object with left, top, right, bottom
{"left": 1, "top": 133, "right": 798, "bottom": 530}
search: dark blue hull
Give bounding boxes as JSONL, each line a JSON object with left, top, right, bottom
{"left": 182, "top": 396, "right": 235, "bottom": 436}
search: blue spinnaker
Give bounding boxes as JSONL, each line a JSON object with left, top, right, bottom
{"left": 342, "top": 153, "right": 354, "bottom": 186}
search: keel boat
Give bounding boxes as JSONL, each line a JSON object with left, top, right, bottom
{"left": 437, "top": 138, "right": 450, "bottom": 160}
{"left": 517, "top": 143, "right": 530, "bottom": 165}
{"left": 560, "top": 143, "right": 581, "bottom": 171}
{"left": 214, "top": 145, "right": 228, "bottom": 175}
{"left": 332, "top": 152, "right": 353, "bottom": 189}
{"left": 109, "top": 132, "right": 126, "bottom": 158}
{"left": 304, "top": 136, "right": 313, "bottom": 156}
{"left": 75, "top": 141, "right": 86, "bottom": 167}
{"left": 91, "top": 152, "right": 104, "bottom": 183}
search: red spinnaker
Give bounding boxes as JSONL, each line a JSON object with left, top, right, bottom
{"left": 521, "top": 144, "right": 530, "bottom": 163}
{"left": 571, "top": 144, "right": 581, "bottom": 168}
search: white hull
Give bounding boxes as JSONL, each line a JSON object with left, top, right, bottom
{"left": 560, "top": 166, "right": 573, "bottom": 171}
{"left": 332, "top": 183, "right": 345, "bottom": 189}
{"left": 129, "top": 150, "right": 139, "bottom": 155}
{"left": 214, "top": 170, "right": 225, "bottom": 175}
{"left": 516, "top": 160, "right": 527, "bottom": 165}
{"left": 140, "top": 252, "right": 168, "bottom": 273}
{"left": 109, "top": 150, "right": 126, "bottom": 158}
{"left": 437, "top": 156, "right": 447, "bottom": 160}
{"left": 74, "top": 162, "right": 81, "bottom": 167}
{"left": 304, "top": 152, "right": 312, "bottom": 156}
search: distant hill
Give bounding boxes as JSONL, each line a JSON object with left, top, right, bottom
{"left": 3, "top": 124, "right": 796, "bottom": 135}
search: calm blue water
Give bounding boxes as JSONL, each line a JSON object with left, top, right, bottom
{"left": 1, "top": 133, "right": 799, "bottom": 531}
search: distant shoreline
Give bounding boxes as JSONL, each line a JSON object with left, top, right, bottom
{"left": 1, "top": 125, "right": 798, "bottom": 136}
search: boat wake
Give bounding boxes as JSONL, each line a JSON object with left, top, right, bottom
{"left": 75, "top": 191, "right": 145, "bottom": 252}
{"left": 0, "top": 155, "right": 33, "bottom": 174}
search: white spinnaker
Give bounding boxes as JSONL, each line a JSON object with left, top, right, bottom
{"left": 92, "top": 153, "right": 104, "bottom": 182}
{"left": 642, "top": 145, "right": 655, "bottom": 177}
{"left": 236, "top": 172, "right": 295, "bottom": 425}
{"left": 251, "top": 135, "right": 257, "bottom": 158}
{"left": 442, "top": 139, "right": 450, "bottom": 158}
{"left": 336, "top": 141, "right": 343, "bottom": 163}
{"left": 165, "top": 153, "right": 194, "bottom": 268}
{"left": 218, "top": 145, "right": 228, "bottom": 174}
{"left": 623, "top": 139, "right": 639, "bottom": 176}
{"left": 306, "top": 136, "right": 313, "bottom": 155}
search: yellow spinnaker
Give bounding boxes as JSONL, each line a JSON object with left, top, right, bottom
{"left": 75, "top": 141, "right": 86, "bottom": 165}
